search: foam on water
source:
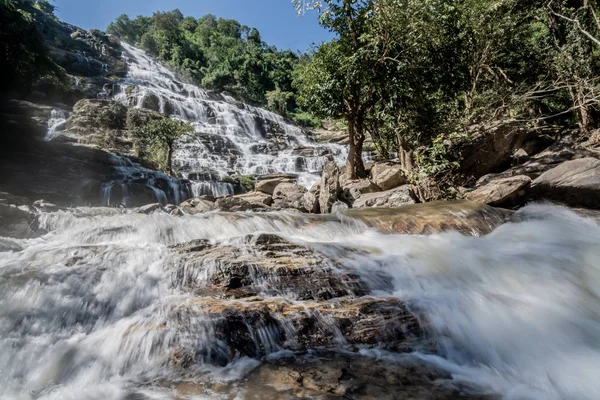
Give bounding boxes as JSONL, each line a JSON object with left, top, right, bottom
{"left": 1, "top": 204, "right": 599, "bottom": 399}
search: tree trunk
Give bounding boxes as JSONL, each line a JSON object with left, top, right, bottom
{"left": 346, "top": 117, "right": 366, "bottom": 179}
{"left": 167, "top": 142, "right": 174, "bottom": 176}
{"left": 396, "top": 131, "right": 414, "bottom": 172}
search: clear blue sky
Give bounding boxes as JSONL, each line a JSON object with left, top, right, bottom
{"left": 52, "top": 0, "right": 333, "bottom": 52}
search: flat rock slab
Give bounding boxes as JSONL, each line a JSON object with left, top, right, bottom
{"left": 465, "top": 175, "right": 531, "bottom": 207}
{"left": 348, "top": 201, "right": 513, "bottom": 236}
{"left": 531, "top": 157, "right": 600, "bottom": 208}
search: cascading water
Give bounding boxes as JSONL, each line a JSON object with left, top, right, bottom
{"left": 1, "top": 204, "right": 599, "bottom": 399}
{"left": 44, "top": 109, "right": 68, "bottom": 142}
{"left": 113, "top": 43, "right": 347, "bottom": 195}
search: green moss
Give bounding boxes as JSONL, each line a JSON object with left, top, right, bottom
{"left": 289, "top": 112, "right": 322, "bottom": 129}
{"left": 223, "top": 175, "right": 256, "bottom": 192}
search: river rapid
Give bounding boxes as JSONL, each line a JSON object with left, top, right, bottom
{"left": 0, "top": 204, "right": 599, "bottom": 399}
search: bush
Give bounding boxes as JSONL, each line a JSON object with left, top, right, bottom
{"left": 289, "top": 112, "right": 322, "bottom": 129}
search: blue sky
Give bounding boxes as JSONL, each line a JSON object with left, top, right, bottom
{"left": 53, "top": 0, "right": 333, "bottom": 52}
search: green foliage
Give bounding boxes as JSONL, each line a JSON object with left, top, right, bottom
{"left": 294, "top": 0, "right": 600, "bottom": 178}
{"left": 0, "top": 0, "right": 65, "bottom": 94}
{"left": 266, "top": 88, "right": 293, "bottom": 116}
{"left": 107, "top": 10, "right": 301, "bottom": 108}
{"left": 223, "top": 175, "right": 255, "bottom": 192}
{"left": 288, "top": 111, "right": 322, "bottom": 129}
{"left": 131, "top": 117, "right": 194, "bottom": 175}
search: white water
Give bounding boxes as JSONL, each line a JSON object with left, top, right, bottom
{"left": 113, "top": 43, "right": 347, "bottom": 194}
{"left": 44, "top": 109, "right": 68, "bottom": 142}
{"left": 1, "top": 204, "right": 599, "bottom": 399}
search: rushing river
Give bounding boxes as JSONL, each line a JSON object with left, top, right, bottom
{"left": 0, "top": 204, "right": 599, "bottom": 399}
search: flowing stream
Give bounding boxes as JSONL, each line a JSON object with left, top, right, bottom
{"left": 1, "top": 204, "right": 599, "bottom": 399}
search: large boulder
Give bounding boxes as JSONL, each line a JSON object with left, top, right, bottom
{"left": 319, "top": 162, "right": 341, "bottom": 214}
{"left": 353, "top": 185, "right": 418, "bottom": 209}
{"left": 348, "top": 201, "right": 513, "bottom": 236}
{"left": 456, "top": 121, "right": 554, "bottom": 179}
{"left": 465, "top": 175, "right": 531, "bottom": 207}
{"left": 273, "top": 183, "right": 309, "bottom": 212}
{"left": 235, "top": 191, "right": 273, "bottom": 207}
{"left": 256, "top": 177, "right": 295, "bottom": 195}
{"left": 370, "top": 162, "right": 408, "bottom": 191}
{"left": 340, "top": 178, "right": 380, "bottom": 205}
{"left": 531, "top": 157, "right": 600, "bottom": 208}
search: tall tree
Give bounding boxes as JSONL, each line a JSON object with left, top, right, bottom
{"left": 294, "top": 0, "right": 377, "bottom": 179}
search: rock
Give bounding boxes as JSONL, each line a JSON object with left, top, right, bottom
{"left": 412, "top": 177, "right": 446, "bottom": 203}
{"left": 531, "top": 157, "right": 600, "bottom": 208}
{"left": 319, "top": 162, "right": 341, "bottom": 214}
{"left": 256, "top": 177, "right": 294, "bottom": 195}
{"left": 215, "top": 197, "right": 270, "bottom": 212}
{"left": 340, "top": 178, "right": 380, "bottom": 205}
{"left": 235, "top": 191, "right": 273, "bottom": 207}
{"left": 331, "top": 201, "right": 349, "bottom": 213}
{"left": 353, "top": 185, "right": 418, "bottom": 209}
{"left": 465, "top": 175, "right": 532, "bottom": 207}
{"left": 172, "top": 233, "right": 368, "bottom": 301}
{"left": 242, "top": 352, "right": 486, "bottom": 400}
{"left": 273, "top": 183, "right": 308, "bottom": 212}
{"left": 475, "top": 137, "right": 599, "bottom": 186}
{"left": 456, "top": 122, "right": 555, "bottom": 179}
{"left": 370, "top": 162, "right": 408, "bottom": 191}
{"left": 0, "top": 204, "right": 38, "bottom": 239}
{"left": 348, "top": 201, "right": 513, "bottom": 236}
{"left": 171, "top": 296, "right": 420, "bottom": 366}
{"left": 180, "top": 198, "right": 215, "bottom": 215}
{"left": 137, "top": 203, "right": 162, "bottom": 214}
{"left": 32, "top": 199, "right": 61, "bottom": 212}
{"left": 302, "top": 191, "right": 319, "bottom": 213}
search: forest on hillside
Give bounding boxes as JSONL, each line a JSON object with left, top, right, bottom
{"left": 3, "top": 0, "right": 600, "bottom": 181}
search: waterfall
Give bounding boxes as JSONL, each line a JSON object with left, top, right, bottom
{"left": 112, "top": 43, "right": 348, "bottom": 196}
{"left": 1, "top": 204, "right": 599, "bottom": 399}
{"left": 45, "top": 109, "right": 68, "bottom": 142}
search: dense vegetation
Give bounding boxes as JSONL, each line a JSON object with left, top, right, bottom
{"left": 107, "top": 11, "right": 301, "bottom": 111}
{"left": 293, "top": 0, "right": 600, "bottom": 179}
{"left": 0, "top": 0, "right": 66, "bottom": 95}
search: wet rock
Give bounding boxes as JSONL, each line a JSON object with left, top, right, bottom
{"left": 0, "top": 204, "right": 38, "bottom": 239}
{"left": 273, "top": 183, "right": 309, "bottom": 212}
{"left": 531, "top": 157, "right": 600, "bottom": 208}
{"left": 319, "top": 161, "right": 341, "bottom": 214}
{"left": 348, "top": 201, "right": 513, "bottom": 235}
{"left": 465, "top": 175, "right": 531, "bottom": 207}
{"left": 215, "top": 196, "right": 270, "bottom": 212}
{"left": 353, "top": 185, "right": 417, "bottom": 209}
{"left": 136, "top": 203, "right": 162, "bottom": 214}
{"left": 370, "top": 162, "right": 408, "bottom": 191}
{"left": 173, "top": 233, "right": 368, "bottom": 300}
{"left": 32, "top": 199, "right": 61, "bottom": 212}
{"left": 171, "top": 297, "right": 420, "bottom": 364}
{"left": 256, "top": 177, "right": 295, "bottom": 195}
{"left": 245, "top": 352, "right": 490, "bottom": 400}
{"left": 140, "top": 93, "right": 160, "bottom": 112}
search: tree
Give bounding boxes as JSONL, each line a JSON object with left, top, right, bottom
{"left": 294, "top": 0, "right": 377, "bottom": 179}
{"left": 140, "top": 118, "right": 194, "bottom": 175}
{"left": 0, "top": 0, "right": 62, "bottom": 93}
